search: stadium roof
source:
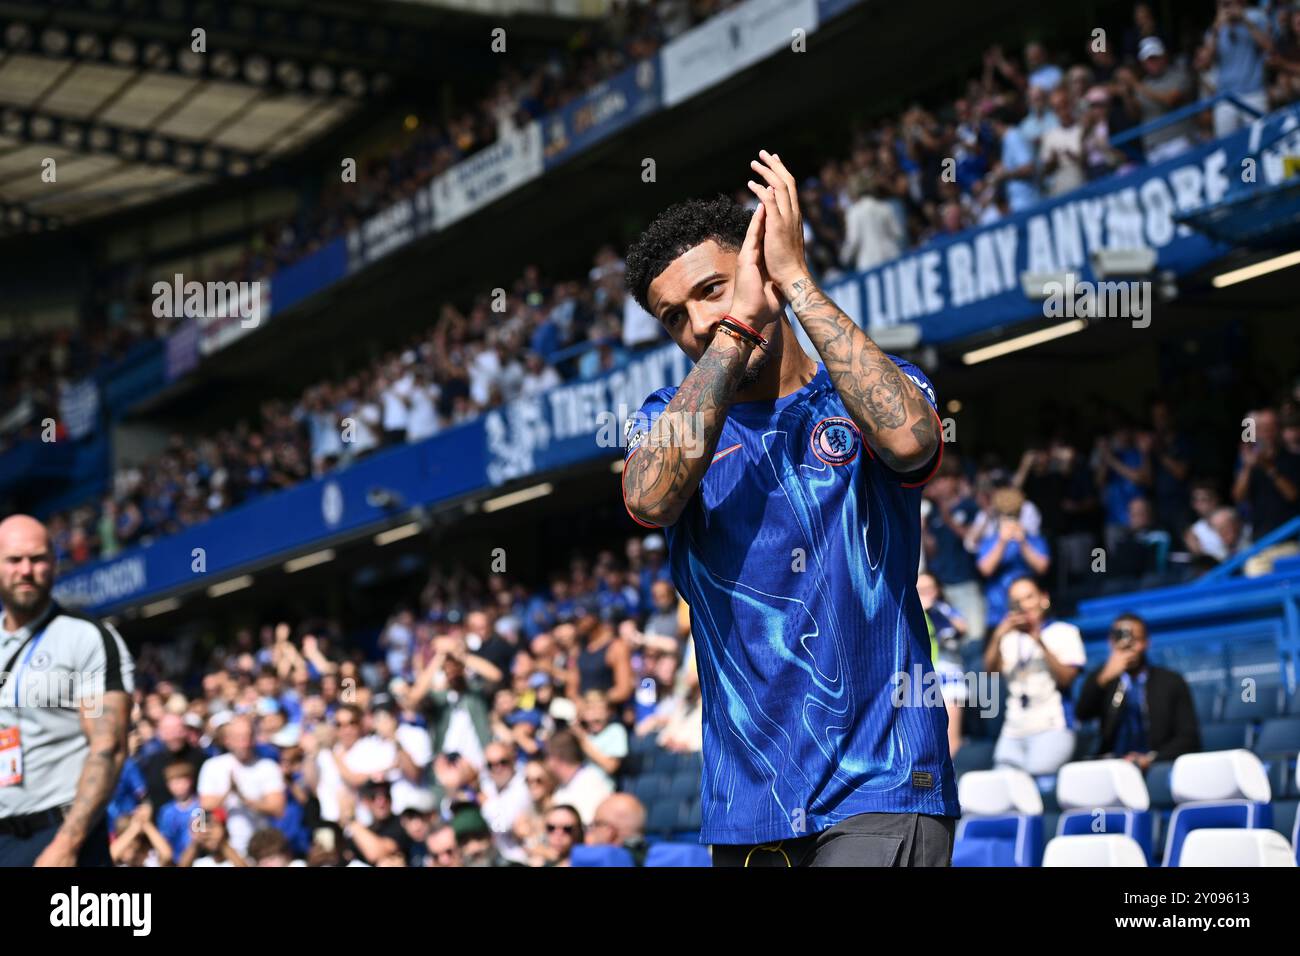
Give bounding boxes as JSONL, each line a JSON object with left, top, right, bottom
{"left": 0, "top": 0, "right": 590, "bottom": 234}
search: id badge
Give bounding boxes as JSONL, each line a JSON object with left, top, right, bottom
{"left": 0, "top": 726, "right": 22, "bottom": 787}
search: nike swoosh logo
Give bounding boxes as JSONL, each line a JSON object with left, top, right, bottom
{"left": 711, "top": 443, "right": 742, "bottom": 464}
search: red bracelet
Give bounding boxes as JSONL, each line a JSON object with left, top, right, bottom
{"left": 721, "top": 315, "right": 763, "bottom": 340}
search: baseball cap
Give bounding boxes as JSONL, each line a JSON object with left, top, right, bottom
{"left": 449, "top": 803, "right": 490, "bottom": 840}
{"left": 394, "top": 787, "right": 435, "bottom": 816}
{"left": 643, "top": 533, "right": 666, "bottom": 552}
{"left": 1085, "top": 85, "right": 1110, "bottom": 106}
{"left": 271, "top": 724, "right": 302, "bottom": 749}
{"left": 1138, "top": 37, "right": 1166, "bottom": 60}
{"left": 182, "top": 712, "right": 204, "bottom": 731}
{"left": 370, "top": 693, "right": 397, "bottom": 715}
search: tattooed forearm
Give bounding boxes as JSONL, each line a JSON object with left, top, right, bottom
{"left": 786, "top": 276, "right": 938, "bottom": 472}
{"left": 59, "top": 691, "right": 129, "bottom": 848}
{"left": 624, "top": 335, "right": 751, "bottom": 526}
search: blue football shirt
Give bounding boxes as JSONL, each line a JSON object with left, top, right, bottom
{"left": 623, "top": 357, "right": 960, "bottom": 844}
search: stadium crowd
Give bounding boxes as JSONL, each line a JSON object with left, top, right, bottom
{"left": 15, "top": 0, "right": 1300, "bottom": 567}
{"left": 108, "top": 532, "right": 699, "bottom": 866}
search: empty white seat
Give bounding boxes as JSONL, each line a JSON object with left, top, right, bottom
{"left": 958, "top": 768, "right": 1043, "bottom": 816}
{"left": 1042, "top": 834, "right": 1147, "bottom": 867}
{"left": 1170, "top": 749, "right": 1271, "bottom": 804}
{"left": 1055, "top": 759, "right": 1150, "bottom": 811}
{"left": 1178, "top": 829, "right": 1296, "bottom": 867}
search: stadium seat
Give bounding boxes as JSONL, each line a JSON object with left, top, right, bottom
{"left": 1177, "top": 829, "right": 1296, "bottom": 867}
{"left": 1199, "top": 722, "right": 1251, "bottom": 752}
{"left": 1264, "top": 757, "right": 1298, "bottom": 799}
{"left": 646, "top": 799, "right": 679, "bottom": 836}
{"left": 1071, "top": 723, "right": 1100, "bottom": 762}
{"left": 954, "top": 769, "right": 1044, "bottom": 867}
{"left": 1162, "top": 750, "right": 1273, "bottom": 867}
{"left": 667, "top": 772, "right": 699, "bottom": 800}
{"left": 1054, "top": 759, "right": 1154, "bottom": 864}
{"left": 570, "top": 845, "right": 636, "bottom": 867}
{"left": 681, "top": 799, "right": 702, "bottom": 832}
{"left": 1042, "top": 834, "right": 1147, "bottom": 867}
{"left": 1222, "top": 685, "right": 1284, "bottom": 722}
{"left": 1271, "top": 798, "right": 1298, "bottom": 846}
{"left": 1252, "top": 716, "right": 1300, "bottom": 756}
{"left": 1191, "top": 686, "right": 1221, "bottom": 724}
{"left": 1145, "top": 761, "right": 1176, "bottom": 809}
{"left": 953, "top": 739, "right": 995, "bottom": 776}
{"left": 644, "top": 842, "right": 711, "bottom": 867}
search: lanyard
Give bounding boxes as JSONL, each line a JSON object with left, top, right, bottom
{"left": 0, "top": 622, "right": 50, "bottom": 709}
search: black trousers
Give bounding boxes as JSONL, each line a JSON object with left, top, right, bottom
{"left": 712, "top": 812, "right": 956, "bottom": 867}
{"left": 0, "top": 815, "right": 112, "bottom": 867}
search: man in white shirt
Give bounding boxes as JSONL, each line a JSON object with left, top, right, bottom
{"left": 520, "top": 352, "right": 562, "bottom": 398}
{"left": 983, "top": 577, "right": 1086, "bottom": 775}
{"left": 546, "top": 729, "right": 613, "bottom": 825}
{"left": 379, "top": 365, "right": 413, "bottom": 444}
{"left": 840, "top": 174, "right": 904, "bottom": 271}
{"left": 480, "top": 741, "right": 532, "bottom": 863}
{"left": 197, "top": 715, "right": 286, "bottom": 856}
{"left": 404, "top": 369, "right": 442, "bottom": 443}
{"left": 1039, "top": 88, "right": 1085, "bottom": 197}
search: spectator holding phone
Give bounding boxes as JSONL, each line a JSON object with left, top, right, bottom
{"left": 1075, "top": 613, "right": 1200, "bottom": 770}
{"left": 984, "top": 576, "right": 1085, "bottom": 775}
{"left": 976, "top": 487, "right": 1051, "bottom": 625}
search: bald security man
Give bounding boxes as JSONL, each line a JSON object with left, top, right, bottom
{"left": 0, "top": 514, "right": 134, "bottom": 866}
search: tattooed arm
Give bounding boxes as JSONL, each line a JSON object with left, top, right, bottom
{"left": 624, "top": 333, "right": 754, "bottom": 527}
{"left": 784, "top": 277, "right": 939, "bottom": 472}
{"left": 747, "top": 149, "right": 939, "bottom": 474}
{"left": 34, "top": 690, "right": 130, "bottom": 867}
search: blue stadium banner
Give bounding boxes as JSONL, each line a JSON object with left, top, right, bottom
{"left": 484, "top": 343, "right": 690, "bottom": 486}
{"left": 273, "top": 236, "right": 349, "bottom": 313}
{"left": 543, "top": 60, "right": 662, "bottom": 170}
{"left": 53, "top": 343, "right": 690, "bottom": 614}
{"left": 836, "top": 104, "right": 1300, "bottom": 344}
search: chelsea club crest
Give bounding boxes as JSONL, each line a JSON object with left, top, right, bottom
{"left": 810, "top": 416, "right": 861, "bottom": 466}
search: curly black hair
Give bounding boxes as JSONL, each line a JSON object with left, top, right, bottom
{"left": 624, "top": 194, "right": 753, "bottom": 315}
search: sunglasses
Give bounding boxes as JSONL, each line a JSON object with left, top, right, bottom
{"left": 487, "top": 759, "right": 513, "bottom": 770}
{"left": 526, "top": 777, "right": 547, "bottom": 785}
{"left": 546, "top": 823, "right": 578, "bottom": 835}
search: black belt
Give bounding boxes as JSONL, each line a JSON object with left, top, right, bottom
{"left": 0, "top": 805, "right": 67, "bottom": 839}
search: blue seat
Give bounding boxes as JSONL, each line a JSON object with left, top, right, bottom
{"left": 1164, "top": 801, "right": 1272, "bottom": 867}
{"left": 681, "top": 799, "right": 702, "bottom": 831}
{"left": 1058, "top": 809, "right": 1155, "bottom": 865}
{"left": 1263, "top": 757, "right": 1298, "bottom": 799}
{"left": 1270, "top": 798, "right": 1298, "bottom": 845}
{"left": 1252, "top": 717, "right": 1300, "bottom": 756}
{"left": 1146, "top": 762, "right": 1176, "bottom": 809}
{"left": 571, "top": 845, "right": 636, "bottom": 867}
{"left": 1222, "top": 686, "right": 1284, "bottom": 723}
{"left": 953, "top": 815, "right": 1043, "bottom": 867}
{"left": 1200, "top": 722, "right": 1251, "bottom": 752}
{"left": 953, "top": 740, "right": 994, "bottom": 776}
{"left": 1071, "top": 724, "right": 1100, "bottom": 761}
{"left": 667, "top": 773, "right": 699, "bottom": 799}
{"left": 629, "top": 772, "right": 670, "bottom": 803}
{"left": 644, "top": 842, "right": 711, "bottom": 867}
{"left": 646, "top": 799, "right": 678, "bottom": 835}
{"left": 1192, "top": 686, "right": 1221, "bottom": 723}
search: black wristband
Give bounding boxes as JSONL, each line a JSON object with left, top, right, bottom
{"left": 718, "top": 317, "right": 767, "bottom": 352}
